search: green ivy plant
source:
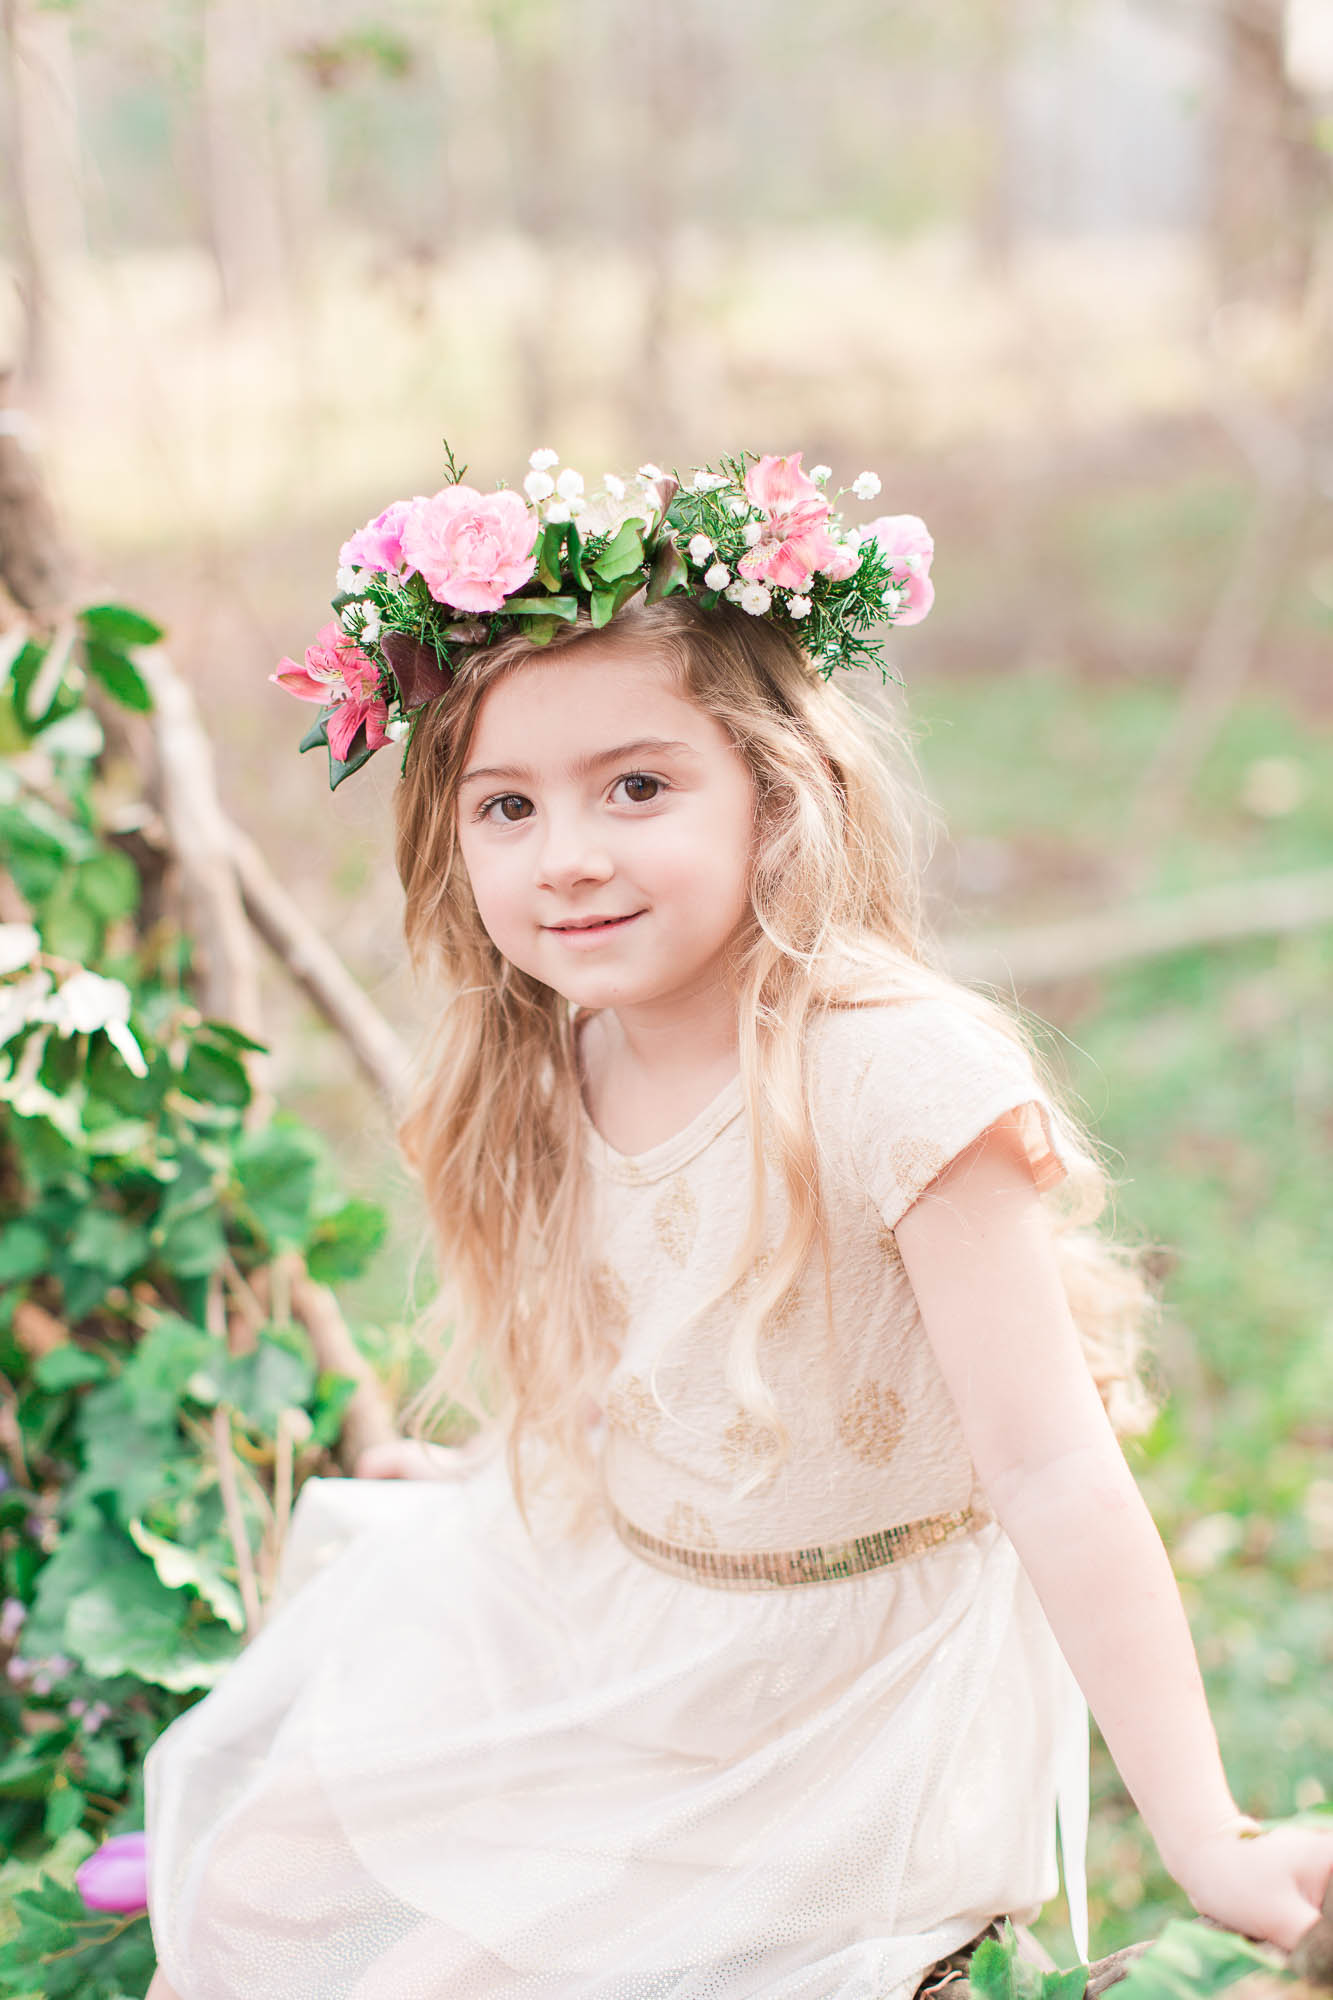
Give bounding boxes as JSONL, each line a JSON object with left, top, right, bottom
{"left": 0, "top": 604, "right": 390, "bottom": 1995}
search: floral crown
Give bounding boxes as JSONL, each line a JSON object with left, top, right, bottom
{"left": 272, "top": 446, "right": 934, "bottom": 789}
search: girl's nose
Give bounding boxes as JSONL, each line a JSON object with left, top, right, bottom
{"left": 534, "top": 811, "right": 615, "bottom": 890}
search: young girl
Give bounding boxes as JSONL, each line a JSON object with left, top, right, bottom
{"left": 144, "top": 453, "right": 1332, "bottom": 1999}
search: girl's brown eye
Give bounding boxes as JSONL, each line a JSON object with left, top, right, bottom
{"left": 622, "top": 774, "right": 660, "bottom": 803}
{"left": 497, "top": 795, "right": 532, "bottom": 822}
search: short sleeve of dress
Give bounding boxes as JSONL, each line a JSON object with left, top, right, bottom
{"left": 842, "top": 997, "right": 1084, "bottom": 1230}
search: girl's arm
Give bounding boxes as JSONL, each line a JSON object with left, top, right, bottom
{"left": 893, "top": 1115, "right": 1333, "bottom": 1954}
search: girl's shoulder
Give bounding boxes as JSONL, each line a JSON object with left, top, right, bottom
{"left": 807, "top": 980, "right": 1091, "bottom": 1224}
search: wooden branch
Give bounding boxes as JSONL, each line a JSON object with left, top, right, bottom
{"left": 134, "top": 643, "right": 269, "bottom": 1100}
{"left": 229, "top": 823, "right": 413, "bottom": 1111}
{"left": 278, "top": 1251, "right": 398, "bottom": 1472}
{"left": 946, "top": 865, "right": 1333, "bottom": 991}
{"left": 211, "top": 1404, "right": 263, "bottom": 1635}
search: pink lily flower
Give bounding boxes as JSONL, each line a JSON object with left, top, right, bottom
{"left": 270, "top": 621, "right": 391, "bottom": 762}
{"left": 739, "top": 452, "right": 850, "bottom": 591}
{"left": 76, "top": 1830, "right": 149, "bottom": 1913}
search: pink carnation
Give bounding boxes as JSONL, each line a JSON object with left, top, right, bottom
{"left": 339, "top": 499, "right": 419, "bottom": 575}
{"left": 866, "top": 514, "right": 935, "bottom": 624}
{"left": 76, "top": 1830, "right": 148, "bottom": 1913}
{"left": 399, "top": 485, "right": 537, "bottom": 613}
{"left": 269, "top": 621, "right": 391, "bottom": 762}
{"left": 738, "top": 452, "right": 851, "bottom": 591}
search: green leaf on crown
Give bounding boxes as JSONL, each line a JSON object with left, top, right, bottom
{"left": 504, "top": 595, "right": 580, "bottom": 622}
{"left": 564, "top": 523, "right": 592, "bottom": 592}
{"left": 590, "top": 520, "right": 645, "bottom": 583}
{"left": 535, "top": 521, "right": 565, "bottom": 592}
{"left": 326, "top": 727, "right": 382, "bottom": 791}
{"left": 299, "top": 712, "right": 330, "bottom": 753}
{"left": 590, "top": 574, "right": 647, "bottom": 630}
{"left": 518, "top": 616, "right": 559, "bottom": 645}
{"left": 646, "top": 537, "right": 689, "bottom": 603}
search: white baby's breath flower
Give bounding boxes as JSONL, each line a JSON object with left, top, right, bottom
{"left": 0, "top": 924, "right": 40, "bottom": 978}
{"left": 691, "top": 470, "right": 727, "bottom": 492}
{"left": 788, "top": 594, "right": 812, "bottom": 619}
{"left": 852, "top": 471, "right": 882, "bottom": 500}
{"left": 742, "top": 521, "right": 763, "bottom": 547}
{"left": 529, "top": 448, "right": 559, "bottom": 470}
{"left": 340, "top": 604, "right": 361, "bottom": 634}
{"left": 603, "top": 472, "right": 627, "bottom": 499}
{"left": 902, "top": 551, "right": 922, "bottom": 574}
{"left": 524, "top": 469, "right": 555, "bottom": 503}
{"left": 335, "top": 565, "right": 360, "bottom": 594}
{"left": 739, "top": 583, "right": 772, "bottom": 615}
{"left": 809, "top": 464, "right": 832, "bottom": 485}
{"left": 544, "top": 499, "right": 574, "bottom": 525}
{"left": 687, "top": 534, "right": 714, "bottom": 565}
{"left": 726, "top": 496, "right": 750, "bottom": 518}
{"left": 385, "top": 716, "right": 411, "bottom": 742}
{"left": 556, "top": 468, "right": 584, "bottom": 501}
{"left": 359, "top": 607, "right": 382, "bottom": 643}
{"left": 881, "top": 585, "right": 905, "bottom": 612}
{"left": 704, "top": 562, "right": 731, "bottom": 590}
{"left": 724, "top": 580, "right": 748, "bottom": 604}
{"left": 637, "top": 462, "right": 666, "bottom": 483}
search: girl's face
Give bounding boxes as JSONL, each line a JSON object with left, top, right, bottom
{"left": 455, "top": 644, "right": 756, "bottom": 1020}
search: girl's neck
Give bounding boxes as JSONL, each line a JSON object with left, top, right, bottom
{"left": 576, "top": 988, "right": 742, "bottom": 1156}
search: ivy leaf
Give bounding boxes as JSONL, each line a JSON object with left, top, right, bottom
{"left": 231, "top": 1121, "right": 323, "bottom": 1249}
{"left": 68, "top": 1208, "right": 152, "bottom": 1286}
{"left": 120, "top": 1316, "right": 214, "bottom": 1426}
{"left": 33, "top": 1347, "right": 109, "bottom": 1393}
{"left": 589, "top": 520, "right": 644, "bottom": 583}
{"left": 128, "top": 1520, "right": 245, "bottom": 1632}
{"left": 80, "top": 603, "right": 164, "bottom": 647}
{"left": 0, "top": 1220, "right": 48, "bottom": 1284}
{"left": 76, "top": 849, "right": 140, "bottom": 923}
{"left": 82, "top": 640, "right": 153, "bottom": 715}
{"left": 305, "top": 1197, "right": 388, "bottom": 1282}
{"left": 1111, "top": 1921, "right": 1281, "bottom": 2000}
{"left": 179, "top": 1038, "right": 252, "bottom": 1111}
{"left": 208, "top": 1326, "right": 316, "bottom": 1430}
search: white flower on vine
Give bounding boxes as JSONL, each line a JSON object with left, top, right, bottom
{"left": 809, "top": 464, "right": 832, "bottom": 485}
{"left": 556, "top": 468, "right": 584, "bottom": 501}
{"left": 529, "top": 448, "right": 559, "bottom": 470}
{"left": 524, "top": 470, "right": 555, "bottom": 502}
{"left": 852, "top": 471, "right": 882, "bottom": 500}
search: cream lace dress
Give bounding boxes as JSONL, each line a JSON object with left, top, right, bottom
{"left": 145, "top": 995, "right": 1093, "bottom": 2000}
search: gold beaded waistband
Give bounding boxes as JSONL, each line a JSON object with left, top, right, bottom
{"left": 609, "top": 1503, "right": 984, "bottom": 1591}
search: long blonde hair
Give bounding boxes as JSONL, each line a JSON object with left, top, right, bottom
{"left": 394, "top": 595, "right": 1155, "bottom": 1511}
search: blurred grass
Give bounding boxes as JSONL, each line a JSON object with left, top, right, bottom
{"left": 913, "top": 668, "right": 1333, "bottom": 1957}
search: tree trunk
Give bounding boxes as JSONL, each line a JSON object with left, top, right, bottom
{"left": 201, "top": 0, "right": 288, "bottom": 315}
{"left": 1, "top": 0, "right": 86, "bottom": 394}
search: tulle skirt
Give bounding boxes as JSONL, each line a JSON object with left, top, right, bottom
{"left": 145, "top": 1462, "right": 1087, "bottom": 2000}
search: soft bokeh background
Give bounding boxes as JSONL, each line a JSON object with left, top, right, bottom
{"left": 3, "top": 0, "right": 1331, "bottom": 1959}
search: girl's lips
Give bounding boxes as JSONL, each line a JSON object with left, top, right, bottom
{"left": 544, "top": 912, "right": 644, "bottom": 946}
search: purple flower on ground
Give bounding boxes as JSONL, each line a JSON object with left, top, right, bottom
{"left": 76, "top": 1830, "right": 149, "bottom": 1913}
{"left": 0, "top": 1597, "right": 26, "bottom": 1645}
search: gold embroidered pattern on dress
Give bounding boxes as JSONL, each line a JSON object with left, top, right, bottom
{"left": 875, "top": 1222, "right": 903, "bottom": 1266}
{"left": 588, "top": 1261, "right": 631, "bottom": 1338}
{"left": 653, "top": 1174, "right": 699, "bottom": 1267}
{"left": 837, "top": 1380, "right": 907, "bottom": 1467}
{"left": 662, "top": 1501, "right": 717, "bottom": 1548}
{"left": 727, "top": 1249, "right": 799, "bottom": 1332}
{"left": 720, "top": 1408, "right": 781, "bottom": 1473}
{"left": 887, "top": 1137, "right": 950, "bottom": 1205}
{"left": 604, "top": 1373, "right": 659, "bottom": 1443}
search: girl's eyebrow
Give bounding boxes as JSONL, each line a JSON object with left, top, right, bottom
{"left": 459, "top": 738, "right": 698, "bottom": 787}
